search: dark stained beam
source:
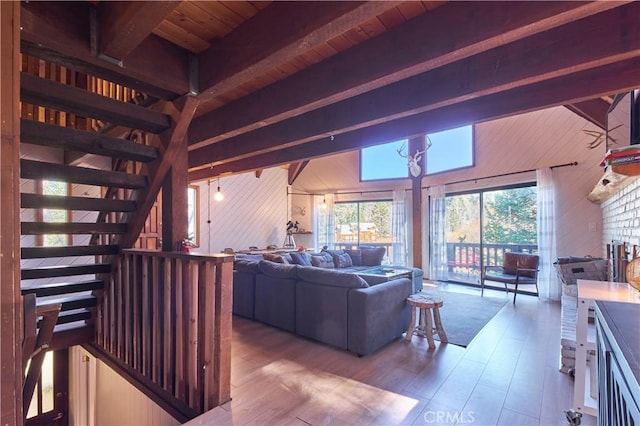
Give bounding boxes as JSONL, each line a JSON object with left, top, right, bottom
{"left": 21, "top": 1, "right": 189, "bottom": 99}
{"left": 564, "top": 98, "right": 611, "bottom": 130}
{"left": 98, "top": 1, "right": 180, "bottom": 60}
{"left": 196, "top": 1, "right": 401, "bottom": 102}
{"left": 189, "top": 57, "right": 640, "bottom": 181}
{"left": 189, "top": 0, "right": 630, "bottom": 149}
{"left": 0, "top": 2, "right": 22, "bottom": 423}
{"left": 189, "top": 4, "right": 640, "bottom": 169}
{"left": 118, "top": 97, "right": 199, "bottom": 249}
{"left": 288, "top": 161, "right": 310, "bottom": 185}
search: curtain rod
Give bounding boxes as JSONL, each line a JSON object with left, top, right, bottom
{"left": 422, "top": 161, "right": 578, "bottom": 189}
{"left": 288, "top": 189, "right": 399, "bottom": 196}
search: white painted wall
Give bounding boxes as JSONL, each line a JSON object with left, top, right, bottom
{"left": 68, "top": 346, "right": 180, "bottom": 426}
{"left": 193, "top": 167, "right": 289, "bottom": 253}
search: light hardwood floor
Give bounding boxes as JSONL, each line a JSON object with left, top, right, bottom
{"left": 186, "top": 283, "right": 596, "bottom": 426}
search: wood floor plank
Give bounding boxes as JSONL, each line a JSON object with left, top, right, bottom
{"left": 184, "top": 286, "right": 595, "bottom": 426}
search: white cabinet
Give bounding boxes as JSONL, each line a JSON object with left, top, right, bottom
{"left": 574, "top": 280, "right": 640, "bottom": 418}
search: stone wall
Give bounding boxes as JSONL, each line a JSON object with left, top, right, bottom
{"left": 601, "top": 176, "right": 640, "bottom": 252}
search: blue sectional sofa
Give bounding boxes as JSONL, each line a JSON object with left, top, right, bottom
{"left": 232, "top": 259, "right": 413, "bottom": 356}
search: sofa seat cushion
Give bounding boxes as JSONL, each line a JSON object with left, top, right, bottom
{"left": 360, "top": 247, "right": 386, "bottom": 266}
{"left": 258, "top": 260, "right": 299, "bottom": 279}
{"left": 298, "top": 266, "right": 368, "bottom": 288}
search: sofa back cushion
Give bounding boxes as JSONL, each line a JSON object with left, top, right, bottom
{"left": 289, "top": 251, "right": 312, "bottom": 266}
{"left": 258, "top": 260, "right": 299, "bottom": 279}
{"left": 361, "top": 247, "right": 386, "bottom": 266}
{"left": 344, "top": 249, "right": 362, "bottom": 266}
{"left": 262, "top": 252, "right": 289, "bottom": 264}
{"left": 297, "top": 266, "right": 368, "bottom": 288}
{"left": 234, "top": 259, "right": 260, "bottom": 273}
{"left": 310, "top": 252, "right": 335, "bottom": 268}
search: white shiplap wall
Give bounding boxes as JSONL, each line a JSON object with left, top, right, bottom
{"left": 194, "top": 168, "right": 289, "bottom": 253}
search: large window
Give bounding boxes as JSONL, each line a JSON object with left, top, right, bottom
{"left": 443, "top": 184, "right": 537, "bottom": 288}
{"left": 332, "top": 200, "right": 393, "bottom": 261}
{"left": 360, "top": 125, "right": 474, "bottom": 180}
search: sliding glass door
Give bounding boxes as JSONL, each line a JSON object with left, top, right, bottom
{"left": 444, "top": 184, "right": 537, "bottom": 288}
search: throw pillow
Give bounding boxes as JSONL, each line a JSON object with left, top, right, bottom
{"left": 360, "top": 247, "right": 386, "bottom": 266}
{"left": 344, "top": 249, "right": 362, "bottom": 266}
{"left": 310, "top": 252, "right": 335, "bottom": 268}
{"left": 289, "top": 251, "right": 312, "bottom": 266}
{"left": 281, "top": 253, "right": 293, "bottom": 264}
{"left": 333, "top": 252, "right": 353, "bottom": 268}
{"left": 262, "top": 253, "right": 287, "bottom": 264}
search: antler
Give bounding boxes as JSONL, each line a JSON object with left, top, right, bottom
{"left": 396, "top": 141, "right": 410, "bottom": 158}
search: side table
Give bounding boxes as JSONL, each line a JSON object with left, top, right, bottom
{"left": 404, "top": 293, "right": 448, "bottom": 349}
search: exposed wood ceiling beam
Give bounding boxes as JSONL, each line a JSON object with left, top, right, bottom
{"left": 189, "top": 4, "right": 640, "bottom": 170}
{"left": 98, "top": 1, "right": 180, "bottom": 61}
{"left": 188, "top": 0, "right": 630, "bottom": 150}
{"left": 189, "top": 57, "right": 640, "bottom": 181}
{"left": 288, "top": 161, "right": 310, "bottom": 185}
{"left": 196, "top": 1, "right": 401, "bottom": 103}
{"left": 20, "top": 1, "right": 189, "bottom": 99}
{"left": 564, "top": 99, "right": 611, "bottom": 130}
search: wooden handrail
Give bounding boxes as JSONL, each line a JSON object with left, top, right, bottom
{"left": 95, "top": 249, "right": 234, "bottom": 420}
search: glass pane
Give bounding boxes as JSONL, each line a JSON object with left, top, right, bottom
{"left": 445, "top": 193, "right": 481, "bottom": 284}
{"left": 361, "top": 140, "right": 409, "bottom": 180}
{"left": 426, "top": 125, "right": 473, "bottom": 174}
{"left": 333, "top": 201, "right": 392, "bottom": 261}
{"left": 483, "top": 186, "right": 538, "bottom": 268}
{"left": 187, "top": 186, "right": 198, "bottom": 246}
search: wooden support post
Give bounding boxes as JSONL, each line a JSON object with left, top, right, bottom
{"left": 162, "top": 132, "right": 189, "bottom": 252}
{"left": 408, "top": 135, "right": 424, "bottom": 268}
{"left": 1, "top": 2, "right": 23, "bottom": 423}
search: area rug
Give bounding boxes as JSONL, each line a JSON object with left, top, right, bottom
{"left": 419, "top": 289, "right": 507, "bottom": 348}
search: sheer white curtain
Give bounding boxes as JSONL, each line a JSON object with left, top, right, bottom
{"left": 537, "top": 168, "right": 560, "bottom": 301}
{"left": 429, "top": 185, "right": 449, "bottom": 281}
{"left": 392, "top": 190, "right": 407, "bottom": 265}
{"left": 313, "top": 194, "right": 335, "bottom": 250}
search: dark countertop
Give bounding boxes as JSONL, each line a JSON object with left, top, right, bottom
{"left": 595, "top": 300, "right": 640, "bottom": 394}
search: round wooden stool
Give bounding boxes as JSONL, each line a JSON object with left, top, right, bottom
{"left": 404, "top": 293, "right": 448, "bottom": 349}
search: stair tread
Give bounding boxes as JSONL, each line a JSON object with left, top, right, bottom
{"left": 21, "top": 222, "right": 127, "bottom": 235}
{"left": 21, "top": 193, "right": 136, "bottom": 212}
{"left": 21, "top": 119, "right": 159, "bottom": 162}
{"left": 21, "top": 73, "right": 170, "bottom": 133}
{"left": 21, "top": 263, "right": 111, "bottom": 280}
{"left": 21, "top": 159, "right": 147, "bottom": 189}
{"left": 21, "top": 244, "right": 120, "bottom": 259}
{"left": 22, "top": 279, "right": 103, "bottom": 297}
{"left": 36, "top": 294, "right": 97, "bottom": 311}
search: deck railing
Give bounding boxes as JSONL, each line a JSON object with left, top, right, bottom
{"left": 447, "top": 242, "right": 538, "bottom": 273}
{"left": 95, "top": 249, "right": 234, "bottom": 420}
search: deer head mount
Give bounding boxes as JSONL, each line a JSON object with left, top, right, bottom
{"left": 396, "top": 137, "right": 432, "bottom": 177}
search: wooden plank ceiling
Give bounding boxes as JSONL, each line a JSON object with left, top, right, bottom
{"left": 20, "top": 1, "right": 640, "bottom": 182}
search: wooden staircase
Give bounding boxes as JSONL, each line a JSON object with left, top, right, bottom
{"left": 19, "top": 67, "right": 169, "bottom": 350}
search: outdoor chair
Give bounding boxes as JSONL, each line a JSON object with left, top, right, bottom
{"left": 481, "top": 252, "right": 540, "bottom": 304}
